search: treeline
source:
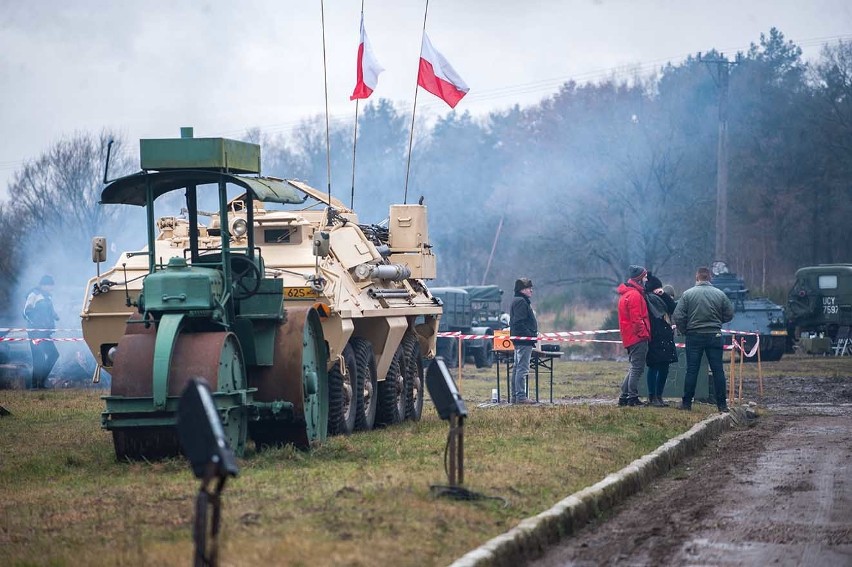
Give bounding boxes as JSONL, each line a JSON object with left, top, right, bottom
{"left": 1, "top": 29, "right": 850, "bottom": 321}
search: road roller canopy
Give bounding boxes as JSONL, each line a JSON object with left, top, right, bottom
{"left": 100, "top": 171, "right": 309, "bottom": 207}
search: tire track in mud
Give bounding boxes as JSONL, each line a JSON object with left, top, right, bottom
{"left": 530, "top": 381, "right": 852, "bottom": 566}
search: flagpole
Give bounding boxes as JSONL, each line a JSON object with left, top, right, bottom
{"left": 350, "top": 0, "right": 365, "bottom": 210}
{"left": 320, "top": 0, "right": 333, "bottom": 206}
{"left": 351, "top": 100, "right": 360, "bottom": 210}
{"left": 403, "top": 0, "right": 430, "bottom": 204}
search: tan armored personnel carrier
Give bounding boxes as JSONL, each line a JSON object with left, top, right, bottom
{"left": 81, "top": 131, "right": 442, "bottom": 457}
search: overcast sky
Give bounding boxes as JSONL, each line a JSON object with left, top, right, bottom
{"left": 1, "top": 0, "right": 850, "bottom": 197}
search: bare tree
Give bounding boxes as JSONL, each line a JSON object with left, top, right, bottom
{"left": 9, "top": 129, "right": 132, "bottom": 244}
{"left": 0, "top": 130, "right": 134, "bottom": 321}
{"left": 0, "top": 206, "right": 28, "bottom": 319}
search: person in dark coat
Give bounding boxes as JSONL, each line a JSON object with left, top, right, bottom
{"left": 509, "top": 277, "right": 538, "bottom": 404}
{"left": 24, "top": 274, "right": 60, "bottom": 389}
{"left": 644, "top": 273, "right": 678, "bottom": 407}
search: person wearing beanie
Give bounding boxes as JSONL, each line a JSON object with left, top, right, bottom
{"left": 24, "top": 274, "right": 60, "bottom": 389}
{"left": 509, "top": 278, "right": 538, "bottom": 404}
{"left": 617, "top": 265, "right": 650, "bottom": 406}
{"left": 673, "top": 266, "right": 735, "bottom": 412}
{"left": 644, "top": 272, "right": 678, "bottom": 407}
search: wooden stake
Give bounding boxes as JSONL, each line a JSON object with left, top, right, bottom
{"left": 729, "top": 334, "right": 737, "bottom": 402}
{"left": 738, "top": 338, "right": 745, "bottom": 404}
{"left": 757, "top": 336, "right": 763, "bottom": 397}
{"left": 457, "top": 336, "right": 463, "bottom": 391}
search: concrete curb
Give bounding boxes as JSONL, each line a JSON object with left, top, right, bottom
{"left": 450, "top": 412, "right": 733, "bottom": 567}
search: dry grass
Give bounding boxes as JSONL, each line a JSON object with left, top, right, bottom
{"left": 452, "top": 357, "right": 628, "bottom": 401}
{"left": 0, "top": 373, "right": 714, "bottom": 567}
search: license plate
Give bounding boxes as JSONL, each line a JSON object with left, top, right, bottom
{"left": 284, "top": 286, "right": 319, "bottom": 299}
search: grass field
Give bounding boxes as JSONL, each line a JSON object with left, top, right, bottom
{"left": 1, "top": 355, "right": 840, "bottom": 566}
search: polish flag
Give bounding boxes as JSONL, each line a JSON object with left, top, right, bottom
{"left": 417, "top": 32, "right": 469, "bottom": 109}
{"left": 350, "top": 14, "right": 384, "bottom": 100}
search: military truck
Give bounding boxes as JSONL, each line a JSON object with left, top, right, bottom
{"left": 710, "top": 262, "right": 787, "bottom": 361}
{"left": 427, "top": 285, "right": 507, "bottom": 369}
{"left": 787, "top": 264, "right": 852, "bottom": 344}
{"left": 460, "top": 285, "right": 507, "bottom": 368}
{"left": 81, "top": 129, "right": 441, "bottom": 460}
{"left": 428, "top": 287, "right": 471, "bottom": 368}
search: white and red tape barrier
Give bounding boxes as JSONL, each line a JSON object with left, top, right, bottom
{"left": 1, "top": 326, "right": 760, "bottom": 353}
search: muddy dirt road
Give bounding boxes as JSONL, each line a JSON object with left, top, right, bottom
{"left": 531, "top": 366, "right": 852, "bottom": 566}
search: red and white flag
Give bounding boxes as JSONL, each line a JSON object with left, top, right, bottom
{"left": 417, "top": 32, "right": 469, "bottom": 109}
{"left": 350, "top": 14, "right": 384, "bottom": 100}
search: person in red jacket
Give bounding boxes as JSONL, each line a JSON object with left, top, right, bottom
{"left": 617, "top": 265, "right": 651, "bottom": 406}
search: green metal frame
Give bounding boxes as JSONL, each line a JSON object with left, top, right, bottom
{"left": 102, "top": 388, "right": 255, "bottom": 429}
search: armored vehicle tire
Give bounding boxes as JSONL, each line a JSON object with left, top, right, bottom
{"left": 474, "top": 343, "right": 494, "bottom": 369}
{"left": 402, "top": 334, "right": 425, "bottom": 421}
{"left": 376, "top": 346, "right": 405, "bottom": 426}
{"left": 350, "top": 337, "right": 378, "bottom": 431}
{"left": 248, "top": 307, "right": 328, "bottom": 450}
{"left": 759, "top": 336, "right": 786, "bottom": 362}
{"left": 109, "top": 331, "right": 248, "bottom": 460}
{"left": 327, "top": 344, "right": 357, "bottom": 436}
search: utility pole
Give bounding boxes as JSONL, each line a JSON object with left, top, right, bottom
{"left": 700, "top": 53, "right": 737, "bottom": 262}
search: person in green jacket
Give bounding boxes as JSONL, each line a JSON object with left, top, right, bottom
{"left": 673, "top": 267, "right": 734, "bottom": 412}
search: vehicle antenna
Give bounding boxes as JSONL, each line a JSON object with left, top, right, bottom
{"left": 403, "top": 0, "right": 430, "bottom": 204}
{"left": 320, "top": 0, "right": 333, "bottom": 206}
{"left": 350, "top": 0, "right": 365, "bottom": 210}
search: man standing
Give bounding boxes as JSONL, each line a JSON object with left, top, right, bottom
{"left": 510, "top": 278, "right": 538, "bottom": 404}
{"left": 24, "top": 275, "right": 60, "bottom": 389}
{"left": 673, "top": 266, "right": 735, "bottom": 412}
{"left": 617, "top": 265, "right": 651, "bottom": 406}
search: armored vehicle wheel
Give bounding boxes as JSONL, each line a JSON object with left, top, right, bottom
{"left": 351, "top": 337, "right": 377, "bottom": 431}
{"left": 376, "top": 346, "right": 405, "bottom": 426}
{"left": 108, "top": 331, "right": 248, "bottom": 460}
{"left": 249, "top": 307, "right": 328, "bottom": 449}
{"left": 402, "top": 334, "right": 424, "bottom": 421}
{"left": 328, "top": 344, "right": 357, "bottom": 436}
{"left": 760, "top": 336, "right": 786, "bottom": 362}
{"left": 474, "top": 343, "right": 494, "bottom": 369}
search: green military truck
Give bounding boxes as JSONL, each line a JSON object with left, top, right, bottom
{"left": 429, "top": 285, "right": 507, "bottom": 369}
{"left": 461, "top": 285, "right": 507, "bottom": 369}
{"left": 787, "top": 264, "right": 852, "bottom": 352}
{"left": 429, "top": 287, "right": 472, "bottom": 368}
